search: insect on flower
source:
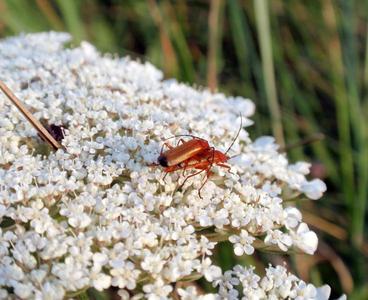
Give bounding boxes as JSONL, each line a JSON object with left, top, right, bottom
{"left": 47, "top": 124, "right": 66, "bottom": 142}
{"left": 155, "top": 116, "right": 242, "bottom": 198}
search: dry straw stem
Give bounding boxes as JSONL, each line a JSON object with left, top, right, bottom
{"left": 0, "top": 80, "right": 62, "bottom": 150}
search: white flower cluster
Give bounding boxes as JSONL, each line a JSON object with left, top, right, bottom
{"left": 0, "top": 32, "right": 329, "bottom": 299}
{"left": 179, "top": 264, "right": 342, "bottom": 300}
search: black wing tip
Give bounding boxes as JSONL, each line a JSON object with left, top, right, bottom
{"left": 158, "top": 155, "right": 168, "bottom": 167}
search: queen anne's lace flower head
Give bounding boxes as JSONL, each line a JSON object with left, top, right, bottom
{"left": 0, "top": 32, "right": 333, "bottom": 299}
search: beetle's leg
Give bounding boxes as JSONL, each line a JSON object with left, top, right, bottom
{"left": 176, "top": 158, "right": 197, "bottom": 181}
{"left": 198, "top": 174, "right": 209, "bottom": 199}
{"left": 216, "top": 163, "right": 231, "bottom": 170}
{"left": 181, "top": 159, "right": 190, "bottom": 177}
{"left": 178, "top": 168, "right": 207, "bottom": 191}
{"left": 176, "top": 139, "right": 189, "bottom": 177}
{"left": 176, "top": 156, "right": 210, "bottom": 188}
{"left": 216, "top": 163, "right": 236, "bottom": 175}
{"left": 180, "top": 156, "right": 201, "bottom": 177}
{"left": 163, "top": 172, "right": 169, "bottom": 182}
{"left": 162, "top": 165, "right": 182, "bottom": 183}
{"left": 176, "top": 138, "right": 186, "bottom": 146}
{"left": 177, "top": 148, "right": 216, "bottom": 198}
{"left": 197, "top": 148, "right": 216, "bottom": 198}
{"left": 160, "top": 141, "right": 174, "bottom": 155}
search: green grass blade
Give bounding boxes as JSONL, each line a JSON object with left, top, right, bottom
{"left": 160, "top": 1, "right": 195, "bottom": 83}
{"left": 254, "top": 0, "right": 285, "bottom": 147}
{"left": 338, "top": 0, "right": 367, "bottom": 248}
{"left": 227, "top": 0, "right": 266, "bottom": 135}
{"left": 1, "top": 0, "right": 49, "bottom": 32}
{"left": 55, "top": 0, "right": 86, "bottom": 42}
{"left": 207, "top": 0, "right": 224, "bottom": 91}
{"left": 35, "top": 0, "right": 64, "bottom": 31}
{"left": 322, "top": 0, "right": 355, "bottom": 213}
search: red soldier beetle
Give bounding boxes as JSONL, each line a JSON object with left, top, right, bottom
{"left": 155, "top": 115, "right": 242, "bottom": 198}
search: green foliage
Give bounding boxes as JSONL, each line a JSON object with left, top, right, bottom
{"left": 0, "top": 0, "right": 367, "bottom": 298}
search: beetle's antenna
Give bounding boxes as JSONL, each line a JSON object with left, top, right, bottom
{"left": 0, "top": 80, "right": 62, "bottom": 150}
{"left": 279, "top": 133, "right": 325, "bottom": 152}
{"left": 163, "top": 134, "right": 207, "bottom": 142}
{"left": 225, "top": 114, "right": 242, "bottom": 155}
{"left": 228, "top": 153, "right": 241, "bottom": 160}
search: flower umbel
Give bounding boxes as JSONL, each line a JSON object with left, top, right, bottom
{"left": 0, "top": 32, "right": 330, "bottom": 299}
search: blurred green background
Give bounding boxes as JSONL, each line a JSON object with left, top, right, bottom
{"left": 0, "top": 0, "right": 367, "bottom": 299}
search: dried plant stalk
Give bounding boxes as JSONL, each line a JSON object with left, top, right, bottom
{"left": 0, "top": 80, "right": 62, "bottom": 150}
